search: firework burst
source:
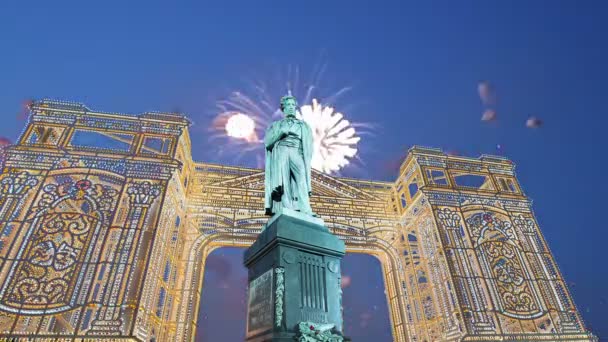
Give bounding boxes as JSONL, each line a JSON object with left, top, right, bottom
{"left": 207, "top": 62, "right": 371, "bottom": 174}
{"left": 300, "top": 99, "right": 360, "bottom": 174}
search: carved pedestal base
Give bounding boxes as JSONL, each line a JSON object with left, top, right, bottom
{"left": 243, "top": 208, "right": 350, "bottom": 342}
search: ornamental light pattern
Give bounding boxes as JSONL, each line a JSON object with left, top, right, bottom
{"left": 0, "top": 100, "right": 596, "bottom": 341}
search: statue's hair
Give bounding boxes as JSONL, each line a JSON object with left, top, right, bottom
{"left": 279, "top": 95, "right": 298, "bottom": 111}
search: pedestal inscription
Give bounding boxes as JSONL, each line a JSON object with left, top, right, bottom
{"left": 246, "top": 269, "right": 274, "bottom": 337}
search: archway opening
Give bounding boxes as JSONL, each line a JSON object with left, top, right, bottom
{"left": 195, "top": 248, "right": 392, "bottom": 341}
{"left": 196, "top": 247, "right": 247, "bottom": 342}
{"left": 341, "top": 253, "right": 393, "bottom": 341}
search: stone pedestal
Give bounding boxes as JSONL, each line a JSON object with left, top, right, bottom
{"left": 243, "top": 208, "right": 349, "bottom": 342}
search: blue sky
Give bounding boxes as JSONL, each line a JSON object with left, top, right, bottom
{"left": 1, "top": 0, "right": 607, "bottom": 339}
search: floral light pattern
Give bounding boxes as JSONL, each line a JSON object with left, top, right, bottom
{"left": 466, "top": 212, "right": 543, "bottom": 318}
{"left": 0, "top": 178, "right": 118, "bottom": 313}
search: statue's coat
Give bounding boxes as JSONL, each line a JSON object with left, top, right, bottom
{"left": 264, "top": 116, "right": 314, "bottom": 215}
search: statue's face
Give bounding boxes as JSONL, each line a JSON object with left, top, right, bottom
{"left": 282, "top": 98, "right": 297, "bottom": 117}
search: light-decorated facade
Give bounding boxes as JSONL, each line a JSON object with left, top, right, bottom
{"left": 0, "top": 100, "right": 596, "bottom": 341}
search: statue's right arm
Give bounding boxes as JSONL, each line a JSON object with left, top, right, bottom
{"left": 264, "top": 123, "right": 282, "bottom": 151}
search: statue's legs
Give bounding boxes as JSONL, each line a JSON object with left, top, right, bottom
{"left": 287, "top": 148, "right": 313, "bottom": 215}
{"left": 275, "top": 145, "right": 294, "bottom": 212}
{"left": 273, "top": 145, "right": 313, "bottom": 215}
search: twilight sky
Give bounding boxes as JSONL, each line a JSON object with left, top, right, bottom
{"left": 1, "top": 0, "right": 607, "bottom": 339}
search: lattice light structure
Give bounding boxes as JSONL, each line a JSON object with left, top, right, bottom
{"left": 0, "top": 100, "right": 597, "bottom": 341}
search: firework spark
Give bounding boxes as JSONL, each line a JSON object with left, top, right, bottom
{"left": 300, "top": 99, "right": 360, "bottom": 173}
{"left": 207, "top": 63, "right": 369, "bottom": 174}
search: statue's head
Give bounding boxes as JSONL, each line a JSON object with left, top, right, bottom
{"left": 280, "top": 95, "right": 298, "bottom": 117}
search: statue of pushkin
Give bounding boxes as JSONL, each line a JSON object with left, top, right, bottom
{"left": 264, "top": 95, "right": 315, "bottom": 217}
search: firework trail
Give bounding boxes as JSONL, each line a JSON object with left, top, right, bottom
{"left": 207, "top": 60, "right": 373, "bottom": 174}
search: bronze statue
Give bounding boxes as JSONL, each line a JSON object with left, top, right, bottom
{"left": 264, "top": 95, "right": 315, "bottom": 216}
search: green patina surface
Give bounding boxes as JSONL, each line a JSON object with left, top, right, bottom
{"left": 264, "top": 95, "right": 315, "bottom": 217}
{"left": 244, "top": 210, "right": 347, "bottom": 341}
{"left": 274, "top": 267, "right": 285, "bottom": 327}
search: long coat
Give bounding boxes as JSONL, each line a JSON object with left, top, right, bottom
{"left": 263, "top": 116, "right": 314, "bottom": 214}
